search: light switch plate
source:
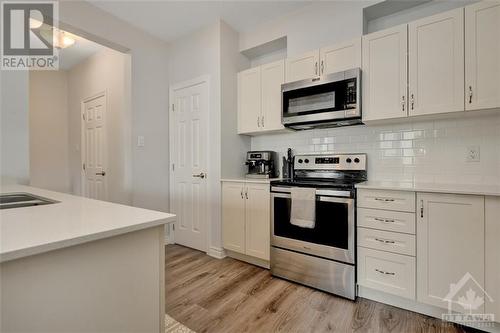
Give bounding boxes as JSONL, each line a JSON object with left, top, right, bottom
{"left": 137, "top": 136, "right": 145, "bottom": 147}
{"left": 466, "top": 145, "right": 480, "bottom": 162}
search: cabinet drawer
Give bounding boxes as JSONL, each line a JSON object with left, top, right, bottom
{"left": 357, "top": 227, "right": 415, "bottom": 256}
{"left": 358, "top": 247, "right": 416, "bottom": 300}
{"left": 358, "top": 208, "right": 415, "bottom": 234}
{"left": 357, "top": 189, "right": 415, "bottom": 212}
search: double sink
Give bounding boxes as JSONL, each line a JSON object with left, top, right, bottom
{"left": 0, "top": 193, "right": 58, "bottom": 210}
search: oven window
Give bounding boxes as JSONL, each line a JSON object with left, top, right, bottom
{"left": 273, "top": 196, "right": 349, "bottom": 249}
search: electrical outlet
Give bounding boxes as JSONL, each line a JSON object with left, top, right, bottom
{"left": 137, "top": 135, "right": 145, "bottom": 147}
{"left": 466, "top": 146, "right": 480, "bottom": 162}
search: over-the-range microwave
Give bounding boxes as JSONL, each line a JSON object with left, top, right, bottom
{"left": 281, "top": 68, "right": 362, "bottom": 130}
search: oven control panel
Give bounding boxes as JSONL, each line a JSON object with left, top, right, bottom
{"left": 294, "top": 154, "right": 366, "bottom": 171}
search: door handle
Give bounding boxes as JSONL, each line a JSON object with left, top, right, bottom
{"left": 401, "top": 96, "right": 405, "bottom": 112}
{"left": 193, "top": 172, "right": 206, "bottom": 179}
{"left": 321, "top": 60, "right": 324, "bottom": 75}
{"left": 96, "top": 171, "right": 106, "bottom": 176}
{"left": 468, "top": 86, "right": 473, "bottom": 104}
{"left": 315, "top": 61, "right": 318, "bottom": 76}
{"left": 257, "top": 116, "right": 260, "bottom": 128}
{"left": 410, "top": 94, "right": 415, "bottom": 110}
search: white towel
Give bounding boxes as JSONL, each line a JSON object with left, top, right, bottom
{"left": 290, "top": 187, "right": 316, "bottom": 229}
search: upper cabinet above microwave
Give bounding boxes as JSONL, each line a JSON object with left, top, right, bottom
{"left": 363, "top": 1, "right": 500, "bottom": 122}
{"left": 285, "top": 37, "right": 362, "bottom": 83}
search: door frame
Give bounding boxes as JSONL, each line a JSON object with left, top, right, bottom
{"left": 80, "top": 91, "right": 108, "bottom": 200}
{"left": 168, "top": 75, "right": 211, "bottom": 251}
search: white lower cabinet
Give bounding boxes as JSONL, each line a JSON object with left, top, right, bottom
{"left": 222, "top": 181, "right": 270, "bottom": 261}
{"left": 358, "top": 247, "right": 416, "bottom": 299}
{"left": 485, "top": 196, "right": 500, "bottom": 321}
{"left": 416, "top": 193, "right": 485, "bottom": 312}
{"left": 357, "top": 189, "right": 416, "bottom": 300}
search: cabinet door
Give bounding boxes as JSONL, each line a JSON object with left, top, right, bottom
{"left": 222, "top": 182, "right": 246, "bottom": 254}
{"left": 285, "top": 50, "right": 320, "bottom": 83}
{"left": 362, "top": 25, "right": 408, "bottom": 121}
{"left": 244, "top": 183, "right": 270, "bottom": 260}
{"left": 465, "top": 1, "right": 500, "bottom": 111}
{"left": 320, "top": 37, "right": 361, "bottom": 75}
{"left": 417, "top": 193, "right": 485, "bottom": 312}
{"left": 485, "top": 196, "right": 500, "bottom": 321}
{"left": 261, "top": 60, "right": 285, "bottom": 131}
{"left": 409, "top": 8, "right": 465, "bottom": 116}
{"left": 238, "top": 67, "right": 261, "bottom": 134}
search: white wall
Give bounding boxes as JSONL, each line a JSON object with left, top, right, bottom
{"left": 0, "top": 71, "right": 29, "bottom": 185}
{"left": 220, "top": 21, "right": 251, "bottom": 179}
{"left": 67, "top": 48, "right": 131, "bottom": 204}
{"left": 29, "top": 71, "right": 71, "bottom": 193}
{"left": 239, "top": 1, "right": 371, "bottom": 58}
{"left": 59, "top": 1, "right": 170, "bottom": 211}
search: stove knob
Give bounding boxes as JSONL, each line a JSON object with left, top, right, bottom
{"left": 346, "top": 158, "right": 352, "bottom": 163}
{"left": 298, "top": 159, "right": 303, "bottom": 164}
{"left": 304, "top": 159, "right": 309, "bottom": 163}
{"left": 354, "top": 158, "right": 360, "bottom": 163}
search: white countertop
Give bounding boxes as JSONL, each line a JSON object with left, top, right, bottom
{"left": 356, "top": 181, "right": 500, "bottom": 196}
{"left": 221, "top": 177, "right": 280, "bottom": 184}
{"left": 0, "top": 185, "right": 175, "bottom": 263}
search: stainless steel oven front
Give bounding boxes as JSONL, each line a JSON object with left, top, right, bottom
{"left": 270, "top": 186, "right": 355, "bottom": 264}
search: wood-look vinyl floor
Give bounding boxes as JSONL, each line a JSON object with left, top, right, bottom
{"left": 165, "top": 244, "right": 479, "bottom": 333}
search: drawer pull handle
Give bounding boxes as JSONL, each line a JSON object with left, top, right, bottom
{"left": 375, "top": 269, "right": 396, "bottom": 276}
{"left": 374, "top": 218, "right": 396, "bottom": 223}
{"left": 374, "top": 198, "right": 395, "bottom": 202}
{"left": 375, "top": 238, "right": 396, "bottom": 244}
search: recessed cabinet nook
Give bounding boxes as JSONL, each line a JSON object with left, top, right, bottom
{"left": 237, "top": 1, "right": 500, "bottom": 134}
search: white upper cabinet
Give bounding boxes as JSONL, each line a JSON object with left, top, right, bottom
{"left": 362, "top": 25, "right": 408, "bottom": 121}
{"left": 465, "top": 0, "right": 500, "bottom": 111}
{"left": 320, "top": 37, "right": 362, "bottom": 76}
{"left": 417, "top": 193, "right": 485, "bottom": 312}
{"left": 238, "top": 67, "right": 261, "bottom": 134}
{"left": 408, "top": 8, "right": 465, "bottom": 116}
{"left": 285, "top": 50, "right": 320, "bottom": 82}
{"left": 261, "top": 60, "right": 285, "bottom": 131}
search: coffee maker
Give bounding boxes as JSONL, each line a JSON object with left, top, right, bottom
{"left": 245, "top": 151, "right": 278, "bottom": 179}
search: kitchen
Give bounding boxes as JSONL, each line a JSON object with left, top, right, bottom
{"left": 1, "top": 0, "right": 500, "bottom": 332}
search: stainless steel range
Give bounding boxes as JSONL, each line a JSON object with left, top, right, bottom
{"left": 270, "top": 153, "right": 367, "bottom": 300}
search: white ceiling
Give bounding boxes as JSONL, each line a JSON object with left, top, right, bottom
{"left": 89, "top": 1, "right": 312, "bottom": 43}
{"left": 59, "top": 33, "right": 105, "bottom": 70}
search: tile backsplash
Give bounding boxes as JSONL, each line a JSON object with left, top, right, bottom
{"left": 251, "top": 113, "right": 500, "bottom": 185}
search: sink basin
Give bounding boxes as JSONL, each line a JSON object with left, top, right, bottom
{"left": 0, "top": 193, "right": 58, "bottom": 210}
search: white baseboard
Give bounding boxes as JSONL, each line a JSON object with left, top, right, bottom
{"left": 207, "top": 246, "right": 226, "bottom": 259}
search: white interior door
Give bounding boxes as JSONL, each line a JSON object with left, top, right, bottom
{"left": 170, "top": 78, "right": 208, "bottom": 252}
{"left": 82, "top": 93, "right": 107, "bottom": 200}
